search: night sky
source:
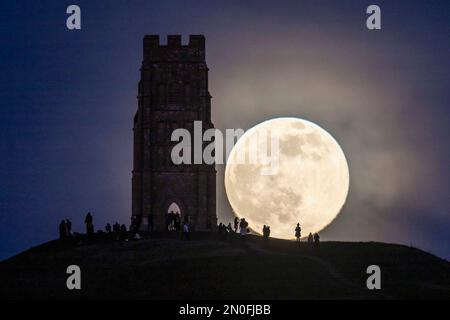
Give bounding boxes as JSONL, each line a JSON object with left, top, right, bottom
{"left": 1, "top": 0, "right": 449, "bottom": 260}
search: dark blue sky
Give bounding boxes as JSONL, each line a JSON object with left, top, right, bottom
{"left": 1, "top": 0, "right": 449, "bottom": 260}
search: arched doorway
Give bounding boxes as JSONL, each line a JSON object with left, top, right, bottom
{"left": 166, "top": 202, "right": 182, "bottom": 231}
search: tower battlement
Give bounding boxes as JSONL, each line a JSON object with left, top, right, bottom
{"left": 143, "top": 35, "right": 205, "bottom": 62}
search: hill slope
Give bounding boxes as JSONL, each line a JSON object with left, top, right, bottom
{"left": 1, "top": 233, "right": 449, "bottom": 299}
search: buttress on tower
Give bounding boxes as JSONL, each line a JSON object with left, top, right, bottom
{"left": 132, "top": 35, "right": 217, "bottom": 232}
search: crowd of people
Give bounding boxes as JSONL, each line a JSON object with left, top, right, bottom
{"left": 217, "top": 217, "right": 319, "bottom": 247}
{"left": 58, "top": 212, "right": 138, "bottom": 243}
{"left": 104, "top": 221, "right": 130, "bottom": 242}
{"left": 217, "top": 217, "right": 250, "bottom": 239}
{"left": 294, "top": 222, "right": 321, "bottom": 246}
{"left": 166, "top": 211, "right": 182, "bottom": 231}
{"left": 59, "top": 213, "right": 321, "bottom": 247}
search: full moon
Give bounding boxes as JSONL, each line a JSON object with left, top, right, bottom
{"left": 224, "top": 117, "right": 350, "bottom": 239}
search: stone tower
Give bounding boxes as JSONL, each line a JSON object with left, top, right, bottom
{"left": 132, "top": 35, "right": 217, "bottom": 232}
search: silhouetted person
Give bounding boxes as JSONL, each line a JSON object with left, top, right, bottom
{"left": 218, "top": 223, "right": 227, "bottom": 240}
{"left": 234, "top": 217, "right": 239, "bottom": 233}
{"left": 130, "top": 215, "right": 138, "bottom": 232}
{"left": 148, "top": 214, "right": 154, "bottom": 232}
{"left": 174, "top": 213, "right": 181, "bottom": 231}
{"left": 308, "top": 232, "right": 314, "bottom": 244}
{"left": 132, "top": 214, "right": 142, "bottom": 232}
{"left": 59, "top": 220, "right": 67, "bottom": 240}
{"left": 182, "top": 221, "right": 190, "bottom": 240}
{"left": 119, "top": 224, "right": 127, "bottom": 243}
{"left": 113, "top": 222, "right": 120, "bottom": 234}
{"left": 239, "top": 218, "right": 248, "bottom": 237}
{"left": 85, "top": 212, "right": 94, "bottom": 239}
{"left": 295, "top": 223, "right": 301, "bottom": 242}
{"left": 262, "top": 225, "right": 270, "bottom": 241}
{"left": 112, "top": 222, "right": 120, "bottom": 240}
{"left": 65, "top": 219, "right": 72, "bottom": 236}
{"left": 314, "top": 233, "right": 320, "bottom": 247}
{"left": 105, "top": 223, "right": 112, "bottom": 233}
{"left": 168, "top": 211, "right": 175, "bottom": 231}
{"left": 85, "top": 212, "right": 92, "bottom": 225}
{"left": 226, "top": 223, "right": 233, "bottom": 233}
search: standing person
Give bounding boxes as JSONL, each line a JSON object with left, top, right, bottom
{"left": 234, "top": 217, "right": 239, "bottom": 233}
{"left": 105, "top": 223, "right": 112, "bottom": 233}
{"left": 119, "top": 224, "right": 128, "bottom": 243}
{"left": 59, "top": 220, "right": 67, "bottom": 240}
{"left": 174, "top": 213, "right": 181, "bottom": 231}
{"left": 165, "top": 213, "right": 170, "bottom": 231}
{"left": 85, "top": 212, "right": 94, "bottom": 239}
{"left": 220, "top": 223, "right": 228, "bottom": 240}
{"left": 182, "top": 221, "right": 190, "bottom": 240}
{"left": 240, "top": 218, "right": 248, "bottom": 236}
{"left": 113, "top": 222, "right": 120, "bottom": 234}
{"left": 168, "top": 211, "right": 175, "bottom": 231}
{"left": 226, "top": 222, "right": 233, "bottom": 233}
{"left": 308, "top": 232, "right": 313, "bottom": 244}
{"left": 263, "top": 225, "right": 271, "bottom": 241}
{"left": 113, "top": 222, "right": 120, "bottom": 241}
{"left": 130, "top": 215, "right": 137, "bottom": 232}
{"left": 65, "top": 219, "right": 72, "bottom": 236}
{"left": 314, "top": 233, "right": 320, "bottom": 247}
{"left": 262, "top": 225, "right": 268, "bottom": 240}
{"left": 295, "top": 223, "right": 301, "bottom": 242}
{"left": 148, "top": 214, "right": 154, "bottom": 232}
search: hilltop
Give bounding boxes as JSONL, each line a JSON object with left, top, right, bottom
{"left": 0, "top": 233, "right": 449, "bottom": 299}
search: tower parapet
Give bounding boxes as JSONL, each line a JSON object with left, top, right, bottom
{"left": 143, "top": 35, "right": 205, "bottom": 63}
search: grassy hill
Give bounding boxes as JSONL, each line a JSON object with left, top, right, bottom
{"left": 1, "top": 233, "right": 449, "bottom": 299}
